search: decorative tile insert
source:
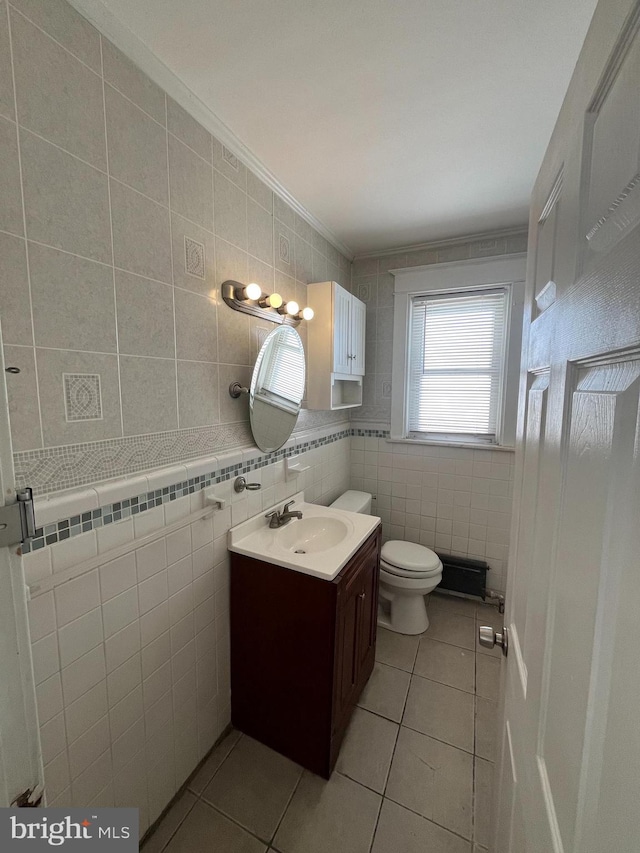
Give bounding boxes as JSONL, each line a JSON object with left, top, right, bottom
{"left": 63, "top": 374, "right": 102, "bottom": 422}
{"left": 184, "top": 236, "right": 205, "bottom": 279}
{"left": 381, "top": 381, "right": 392, "bottom": 399}
{"left": 21, "top": 428, "right": 352, "bottom": 554}
{"left": 222, "top": 146, "right": 239, "bottom": 169}
{"left": 279, "top": 233, "right": 290, "bottom": 264}
{"left": 357, "top": 282, "right": 372, "bottom": 302}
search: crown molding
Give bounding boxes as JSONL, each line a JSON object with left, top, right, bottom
{"left": 353, "top": 224, "right": 529, "bottom": 260}
{"left": 67, "top": 0, "right": 355, "bottom": 261}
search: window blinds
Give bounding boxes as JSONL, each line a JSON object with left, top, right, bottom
{"left": 259, "top": 332, "right": 305, "bottom": 409}
{"left": 407, "top": 289, "right": 507, "bottom": 438}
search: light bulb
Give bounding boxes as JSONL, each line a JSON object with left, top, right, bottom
{"left": 301, "top": 306, "right": 314, "bottom": 321}
{"left": 260, "top": 292, "right": 283, "bottom": 309}
{"left": 285, "top": 301, "right": 299, "bottom": 316}
{"left": 244, "top": 282, "right": 262, "bottom": 301}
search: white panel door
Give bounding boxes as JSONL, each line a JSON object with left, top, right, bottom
{"left": 332, "top": 283, "right": 352, "bottom": 375}
{"left": 492, "top": 2, "right": 640, "bottom": 852}
{"left": 350, "top": 295, "right": 366, "bottom": 375}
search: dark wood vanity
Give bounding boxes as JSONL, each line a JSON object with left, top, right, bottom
{"left": 230, "top": 524, "right": 381, "bottom": 778}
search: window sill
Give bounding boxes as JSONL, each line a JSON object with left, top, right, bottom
{"left": 387, "top": 436, "right": 515, "bottom": 452}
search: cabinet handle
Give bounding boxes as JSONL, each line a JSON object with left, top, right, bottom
{"left": 359, "top": 592, "right": 366, "bottom": 600}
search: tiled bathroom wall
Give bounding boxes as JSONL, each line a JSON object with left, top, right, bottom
{"left": 24, "top": 434, "right": 351, "bottom": 830}
{"left": 351, "top": 432, "right": 512, "bottom": 593}
{"left": 0, "top": 0, "right": 351, "bottom": 495}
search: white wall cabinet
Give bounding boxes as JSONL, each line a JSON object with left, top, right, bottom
{"left": 307, "top": 281, "right": 366, "bottom": 410}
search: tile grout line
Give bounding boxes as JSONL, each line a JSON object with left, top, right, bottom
{"left": 164, "top": 92, "right": 180, "bottom": 434}
{"left": 99, "top": 33, "right": 125, "bottom": 444}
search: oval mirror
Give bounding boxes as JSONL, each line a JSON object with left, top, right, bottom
{"left": 250, "top": 325, "right": 306, "bottom": 452}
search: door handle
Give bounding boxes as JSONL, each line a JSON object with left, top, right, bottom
{"left": 359, "top": 592, "right": 366, "bottom": 600}
{"left": 478, "top": 625, "right": 508, "bottom": 657}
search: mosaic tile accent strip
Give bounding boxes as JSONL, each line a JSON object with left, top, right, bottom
{"left": 15, "top": 422, "right": 254, "bottom": 495}
{"left": 184, "top": 236, "right": 205, "bottom": 279}
{"left": 222, "top": 146, "right": 239, "bottom": 169}
{"left": 22, "top": 428, "right": 352, "bottom": 554}
{"left": 351, "top": 428, "right": 391, "bottom": 438}
{"left": 279, "top": 233, "right": 290, "bottom": 264}
{"left": 63, "top": 374, "right": 102, "bottom": 422}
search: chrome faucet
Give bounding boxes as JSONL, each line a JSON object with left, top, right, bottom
{"left": 265, "top": 500, "right": 303, "bottom": 529}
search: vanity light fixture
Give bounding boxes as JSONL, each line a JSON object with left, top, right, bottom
{"left": 279, "top": 300, "right": 299, "bottom": 317}
{"left": 259, "top": 292, "right": 283, "bottom": 309}
{"left": 221, "top": 280, "right": 312, "bottom": 326}
{"left": 238, "top": 282, "right": 262, "bottom": 301}
{"left": 299, "top": 306, "right": 314, "bottom": 321}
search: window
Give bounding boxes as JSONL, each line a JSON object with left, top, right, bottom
{"left": 407, "top": 288, "right": 508, "bottom": 441}
{"left": 391, "top": 256, "right": 525, "bottom": 447}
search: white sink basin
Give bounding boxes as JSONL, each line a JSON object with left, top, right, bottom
{"left": 275, "top": 516, "right": 351, "bottom": 554}
{"left": 227, "top": 491, "right": 380, "bottom": 580}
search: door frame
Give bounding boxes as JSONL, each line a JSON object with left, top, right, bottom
{"left": 0, "top": 341, "right": 43, "bottom": 806}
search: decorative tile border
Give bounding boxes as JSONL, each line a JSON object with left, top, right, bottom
{"left": 14, "top": 423, "right": 254, "bottom": 495}
{"left": 22, "top": 428, "right": 352, "bottom": 554}
{"left": 351, "top": 428, "right": 390, "bottom": 438}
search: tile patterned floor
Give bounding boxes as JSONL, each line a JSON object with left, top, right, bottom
{"left": 142, "top": 593, "right": 500, "bottom": 853}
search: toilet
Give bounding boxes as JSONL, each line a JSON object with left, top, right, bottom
{"left": 330, "top": 490, "right": 442, "bottom": 635}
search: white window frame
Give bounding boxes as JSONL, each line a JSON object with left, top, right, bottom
{"left": 390, "top": 254, "right": 526, "bottom": 448}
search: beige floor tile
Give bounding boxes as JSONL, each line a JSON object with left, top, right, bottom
{"left": 375, "top": 627, "right": 419, "bottom": 672}
{"left": 165, "top": 801, "right": 266, "bottom": 853}
{"left": 475, "top": 698, "right": 497, "bottom": 761}
{"left": 202, "top": 735, "right": 302, "bottom": 842}
{"left": 142, "top": 790, "right": 197, "bottom": 853}
{"left": 386, "top": 727, "right": 473, "bottom": 839}
{"left": 476, "top": 604, "right": 503, "bottom": 629}
{"left": 357, "top": 662, "right": 410, "bottom": 723}
{"left": 414, "top": 638, "right": 475, "bottom": 693}
{"left": 425, "top": 610, "right": 476, "bottom": 650}
{"left": 474, "top": 757, "right": 494, "bottom": 849}
{"left": 188, "top": 728, "right": 241, "bottom": 795}
{"left": 371, "top": 799, "right": 471, "bottom": 853}
{"left": 403, "top": 675, "right": 474, "bottom": 753}
{"left": 476, "top": 655, "right": 501, "bottom": 700}
{"left": 430, "top": 592, "right": 478, "bottom": 618}
{"left": 274, "top": 770, "right": 381, "bottom": 853}
{"left": 335, "top": 707, "right": 398, "bottom": 793}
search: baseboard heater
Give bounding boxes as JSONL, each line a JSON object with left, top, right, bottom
{"left": 436, "top": 553, "right": 489, "bottom": 599}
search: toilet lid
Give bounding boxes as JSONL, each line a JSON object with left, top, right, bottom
{"left": 381, "top": 540, "right": 441, "bottom": 573}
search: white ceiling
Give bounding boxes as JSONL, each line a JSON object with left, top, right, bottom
{"left": 81, "top": 0, "right": 597, "bottom": 255}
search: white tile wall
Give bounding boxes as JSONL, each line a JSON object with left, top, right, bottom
{"left": 349, "top": 436, "right": 514, "bottom": 593}
{"left": 24, "top": 434, "right": 351, "bottom": 830}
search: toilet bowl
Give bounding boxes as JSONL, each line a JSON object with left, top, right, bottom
{"left": 330, "top": 491, "right": 442, "bottom": 635}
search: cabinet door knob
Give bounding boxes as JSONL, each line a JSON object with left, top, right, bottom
{"left": 359, "top": 592, "right": 366, "bottom": 600}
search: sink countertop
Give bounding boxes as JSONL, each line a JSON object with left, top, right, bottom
{"left": 227, "top": 491, "right": 380, "bottom": 581}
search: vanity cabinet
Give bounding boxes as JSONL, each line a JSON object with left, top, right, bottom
{"left": 306, "top": 281, "right": 366, "bottom": 409}
{"left": 230, "top": 525, "right": 381, "bottom": 778}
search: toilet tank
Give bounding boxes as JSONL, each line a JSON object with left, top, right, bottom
{"left": 330, "top": 490, "right": 372, "bottom": 514}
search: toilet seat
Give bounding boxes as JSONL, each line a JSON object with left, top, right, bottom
{"left": 381, "top": 560, "right": 442, "bottom": 580}
{"left": 381, "top": 541, "right": 442, "bottom": 579}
